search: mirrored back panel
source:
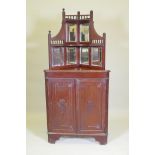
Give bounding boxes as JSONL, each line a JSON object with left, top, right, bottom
{"left": 66, "top": 47, "right": 77, "bottom": 65}
{"left": 91, "top": 47, "right": 102, "bottom": 66}
{"left": 66, "top": 24, "right": 77, "bottom": 42}
{"left": 52, "top": 47, "right": 64, "bottom": 66}
{"left": 80, "top": 47, "right": 89, "bottom": 65}
{"left": 80, "top": 24, "right": 89, "bottom": 42}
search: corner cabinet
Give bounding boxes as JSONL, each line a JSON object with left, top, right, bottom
{"left": 44, "top": 9, "right": 110, "bottom": 145}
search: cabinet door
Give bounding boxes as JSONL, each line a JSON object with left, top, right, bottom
{"left": 76, "top": 79, "right": 108, "bottom": 134}
{"left": 46, "top": 79, "right": 76, "bottom": 133}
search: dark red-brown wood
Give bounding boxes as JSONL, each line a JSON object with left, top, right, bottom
{"left": 44, "top": 70, "right": 109, "bottom": 144}
{"left": 76, "top": 79, "right": 107, "bottom": 134}
{"left": 44, "top": 9, "right": 110, "bottom": 145}
{"left": 46, "top": 79, "right": 76, "bottom": 133}
{"left": 48, "top": 9, "right": 106, "bottom": 70}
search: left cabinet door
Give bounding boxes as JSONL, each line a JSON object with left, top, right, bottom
{"left": 45, "top": 78, "right": 76, "bottom": 133}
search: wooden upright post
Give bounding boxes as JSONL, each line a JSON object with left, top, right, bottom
{"left": 48, "top": 31, "right": 51, "bottom": 69}
{"left": 62, "top": 8, "right": 65, "bottom": 20}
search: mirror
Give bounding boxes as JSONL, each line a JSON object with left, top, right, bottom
{"left": 80, "top": 47, "right": 89, "bottom": 65}
{"left": 66, "top": 47, "right": 76, "bottom": 65}
{"left": 52, "top": 47, "right": 64, "bottom": 66}
{"left": 91, "top": 47, "right": 102, "bottom": 66}
{"left": 80, "top": 24, "right": 89, "bottom": 42}
{"left": 66, "top": 24, "right": 77, "bottom": 42}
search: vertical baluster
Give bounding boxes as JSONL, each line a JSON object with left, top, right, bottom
{"left": 77, "top": 11, "right": 80, "bottom": 20}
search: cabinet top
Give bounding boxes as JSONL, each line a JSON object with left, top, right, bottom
{"left": 44, "top": 69, "right": 110, "bottom": 78}
{"left": 44, "top": 69, "right": 110, "bottom": 73}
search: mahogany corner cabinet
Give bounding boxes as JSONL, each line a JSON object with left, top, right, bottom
{"left": 44, "top": 9, "right": 110, "bottom": 145}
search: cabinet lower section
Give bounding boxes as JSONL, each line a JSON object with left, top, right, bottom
{"left": 44, "top": 70, "right": 109, "bottom": 144}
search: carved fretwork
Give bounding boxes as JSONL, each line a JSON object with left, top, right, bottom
{"left": 57, "top": 99, "right": 66, "bottom": 113}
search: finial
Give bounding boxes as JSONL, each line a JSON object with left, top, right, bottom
{"left": 103, "top": 33, "right": 106, "bottom": 39}
{"left": 90, "top": 10, "right": 93, "bottom": 19}
{"left": 77, "top": 11, "right": 80, "bottom": 19}
{"left": 48, "top": 30, "right": 51, "bottom": 34}
{"left": 62, "top": 8, "right": 65, "bottom": 19}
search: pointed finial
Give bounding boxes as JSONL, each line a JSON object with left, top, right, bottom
{"left": 77, "top": 11, "right": 80, "bottom": 19}
{"left": 77, "top": 11, "right": 80, "bottom": 15}
{"left": 62, "top": 8, "right": 65, "bottom": 19}
{"left": 90, "top": 10, "right": 93, "bottom": 19}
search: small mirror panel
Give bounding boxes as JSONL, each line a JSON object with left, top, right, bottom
{"left": 91, "top": 47, "right": 102, "bottom": 66}
{"left": 80, "top": 24, "right": 89, "bottom": 42}
{"left": 66, "top": 47, "right": 76, "bottom": 65}
{"left": 52, "top": 47, "right": 64, "bottom": 66}
{"left": 80, "top": 47, "right": 89, "bottom": 65}
{"left": 66, "top": 24, "right": 77, "bottom": 42}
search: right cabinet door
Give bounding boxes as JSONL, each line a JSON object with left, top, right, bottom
{"left": 76, "top": 78, "right": 108, "bottom": 134}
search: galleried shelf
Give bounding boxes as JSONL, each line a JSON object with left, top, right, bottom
{"left": 44, "top": 9, "right": 110, "bottom": 145}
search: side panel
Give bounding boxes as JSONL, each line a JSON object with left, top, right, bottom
{"left": 46, "top": 78, "right": 76, "bottom": 133}
{"left": 76, "top": 78, "right": 108, "bottom": 134}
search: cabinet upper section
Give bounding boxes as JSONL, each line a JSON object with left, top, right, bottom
{"left": 49, "top": 9, "right": 105, "bottom": 46}
{"left": 48, "top": 9, "right": 106, "bottom": 70}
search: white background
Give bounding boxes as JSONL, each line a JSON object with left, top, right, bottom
{"left": 0, "top": 0, "right": 155, "bottom": 155}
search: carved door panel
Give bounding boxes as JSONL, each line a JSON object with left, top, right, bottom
{"left": 76, "top": 79, "right": 107, "bottom": 134}
{"left": 47, "top": 79, "right": 76, "bottom": 133}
